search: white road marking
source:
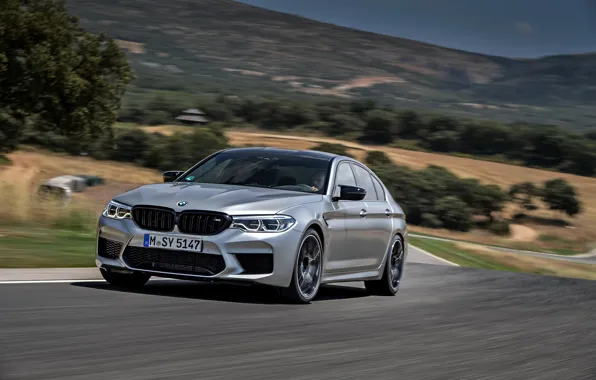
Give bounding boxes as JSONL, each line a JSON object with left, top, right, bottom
{"left": 0, "top": 278, "right": 179, "bottom": 285}
{"left": 0, "top": 279, "right": 106, "bottom": 285}
{"left": 409, "top": 244, "right": 459, "bottom": 266}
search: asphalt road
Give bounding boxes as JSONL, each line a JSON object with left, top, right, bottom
{"left": 1, "top": 263, "right": 595, "bottom": 380}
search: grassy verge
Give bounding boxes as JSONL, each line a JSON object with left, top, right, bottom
{"left": 409, "top": 237, "right": 596, "bottom": 281}
{"left": 409, "top": 237, "right": 519, "bottom": 271}
{"left": 0, "top": 154, "right": 11, "bottom": 165}
{"left": 0, "top": 182, "right": 98, "bottom": 267}
{"left": 409, "top": 230, "right": 586, "bottom": 256}
{"left": 0, "top": 227, "right": 95, "bottom": 268}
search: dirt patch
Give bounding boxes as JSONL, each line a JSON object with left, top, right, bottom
{"left": 115, "top": 40, "right": 145, "bottom": 54}
{"left": 223, "top": 68, "right": 266, "bottom": 76}
{"left": 334, "top": 76, "right": 405, "bottom": 91}
{"left": 79, "top": 182, "right": 141, "bottom": 210}
{"left": 455, "top": 242, "right": 498, "bottom": 254}
{"left": 509, "top": 224, "right": 538, "bottom": 242}
{"left": 458, "top": 102, "right": 502, "bottom": 110}
{"left": 272, "top": 75, "right": 302, "bottom": 81}
{"left": 297, "top": 76, "right": 405, "bottom": 98}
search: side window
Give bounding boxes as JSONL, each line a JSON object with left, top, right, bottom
{"left": 334, "top": 162, "right": 357, "bottom": 194}
{"left": 371, "top": 175, "right": 386, "bottom": 201}
{"left": 351, "top": 164, "right": 378, "bottom": 201}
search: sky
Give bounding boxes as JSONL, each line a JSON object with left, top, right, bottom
{"left": 235, "top": 0, "right": 596, "bottom": 58}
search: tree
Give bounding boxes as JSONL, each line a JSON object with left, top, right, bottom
{"left": 0, "top": 112, "right": 21, "bottom": 152}
{"left": 509, "top": 182, "right": 539, "bottom": 213}
{"left": 359, "top": 110, "right": 394, "bottom": 144}
{"left": 148, "top": 127, "right": 229, "bottom": 171}
{"left": 466, "top": 182, "right": 507, "bottom": 221}
{"left": 434, "top": 196, "right": 472, "bottom": 232}
{"left": 0, "top": 0, "right": 134, "bottom": 152}
{"left": 396, "top": 110, "right": 422, "bottom": 139}
{"left": 111, "top": 129, "right": 151, "bottom": 164}
{"left": 541, "top": 178, "right": 582, "bottom": 218}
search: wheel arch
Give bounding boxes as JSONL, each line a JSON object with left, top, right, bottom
{"left": 305, "top": 221, "right": 325, "bottom": 249}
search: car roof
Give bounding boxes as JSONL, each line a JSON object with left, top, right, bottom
{"left": 223, "top": 146, "right": 341, "bottom": 160}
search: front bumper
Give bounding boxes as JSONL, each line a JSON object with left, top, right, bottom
{"left": 96, "top": 215, "right": 302, "bottom": 288}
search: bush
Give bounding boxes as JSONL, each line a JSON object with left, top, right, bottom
{"left": 0, "top": 112, "right": 21, "bottom": 153}
{"left": 365, "top": 150, "right": 392, "bottom": 166}
{"left": 0, "top": 154, "right": 11, "bottom": 165}
{"left": 488, "top": 220, "right": 511, "bottom": 236}
{"left": 311, "top": 142, "right": 352, "bottom": 157}
{"left": 20, "top": 129, "right": 72, "bottom": 153}
{"left": 434, "top": 196, "right": 472, "bottom": 232}
{"left": 145, "top": 127, "right": 229, "bottom": 171}
{"left": 368, "top": 160, "right": 510, "bottom": 233}
{"left": 111, "top": 129, "right": 152, "bottom": 164}
{"left": 541, "top": 178, "right": 582, "bottom": 217}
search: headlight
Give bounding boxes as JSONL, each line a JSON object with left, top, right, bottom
{"left": 230, "top": 215, "right": 296, "bottom": 233}
{"left": 102, "top": 200, "right": 132, "bottom": 220}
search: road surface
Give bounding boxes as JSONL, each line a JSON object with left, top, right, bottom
{"left": 0, "top": 262, "right": 594, "bottom": 380}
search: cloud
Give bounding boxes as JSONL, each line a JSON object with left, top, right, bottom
{"left": 515, "top": 22, "right": 534, "bottom": 34}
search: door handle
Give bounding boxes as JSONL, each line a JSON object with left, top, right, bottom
{"left": 360, "top": 209, "right": 367, "bottom": 217}
{"left": 385, "top": 209, "right": 392, "bottom": 217}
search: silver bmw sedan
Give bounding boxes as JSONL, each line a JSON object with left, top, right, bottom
{"left": 96, "top": 147, "right": 408, "bottom": 303}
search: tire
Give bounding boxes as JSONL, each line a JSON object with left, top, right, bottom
{"left": 100, "top": 269, "right": 151, "bottom": 289}
{"left": 279, "top": 228, "right": 323, "bottom": 304}
{"left": 365, "top": 235, "right": 405, "bottom": 296}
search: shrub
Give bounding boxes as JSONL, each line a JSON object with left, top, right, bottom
{"left": 487, "top": 220, "right": 511, "bottom": 236}
{"left": 365, "top": 150, "right": 392, "bottom": 166}
{"left": 311, "top": 142, "right": 352, "bottom": 157}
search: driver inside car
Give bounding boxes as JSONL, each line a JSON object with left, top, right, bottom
{"left": 311, "top": 171, "right": 326, "bottom": 192}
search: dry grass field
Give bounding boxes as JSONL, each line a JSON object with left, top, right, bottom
{"left": 138, "top": 125, "right": 596, "bottom": 252}
{"left": 0, "top": 148, "right": 162, "bottom": 223}
{"left": 1, "top": 127, "right": 594, "bottom": 254}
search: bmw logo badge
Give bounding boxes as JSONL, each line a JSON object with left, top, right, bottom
{"left": 177, "top": 201, "right": 188, "bottom": 207}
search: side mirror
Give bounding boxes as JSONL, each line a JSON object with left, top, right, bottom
{"left": 333, "top": 185, "right": 366, "bottom": 201}
{"left": 163, "top": 170, "right": 184, "bottom": 183}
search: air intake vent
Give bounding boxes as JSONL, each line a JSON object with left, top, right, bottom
{"left": 122, "top": 246, "right": 226, "bottom": 276}
{"left": 235, "top": 253, "right": 274, "bottom": 274}
{"left": 98, "top": 237, "right": 123, "bottom": 259}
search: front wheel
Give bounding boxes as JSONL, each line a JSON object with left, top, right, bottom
{"left": 279, "top": 228, "right": 323, "bottom": 304}
{"left": 100, "top": 269, "right": 151, "bottom": 289}
{"left": 365, "top": 235, "right": 405, "bottom": 296}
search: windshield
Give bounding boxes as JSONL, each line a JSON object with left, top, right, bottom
{"left": 180, "top": 150, "right": 332, "bottom": 194}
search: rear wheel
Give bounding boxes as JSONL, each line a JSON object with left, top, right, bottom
{"left": 279, "top": 228, "right": 323, "bottom": 304}
{"left": 365, "top": 235, "right": 404, "bottom": 296}
{"left": 100, "top": 269, "right": 151, "bottom": 289}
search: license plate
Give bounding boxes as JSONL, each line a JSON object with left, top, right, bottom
{"left": 143, "top": 234, "right": 203, "bottom": 252}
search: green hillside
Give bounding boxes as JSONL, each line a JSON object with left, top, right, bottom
{"left": 66, "top": 0, "right": 596, "bottom": 128}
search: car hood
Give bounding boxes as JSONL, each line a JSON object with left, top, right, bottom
{"left": 113, "top": 182, "right": 323, "bottom": 215}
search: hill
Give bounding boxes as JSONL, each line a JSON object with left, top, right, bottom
{"left": 65, "top": 0, "right": 596, "bottom": 129}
